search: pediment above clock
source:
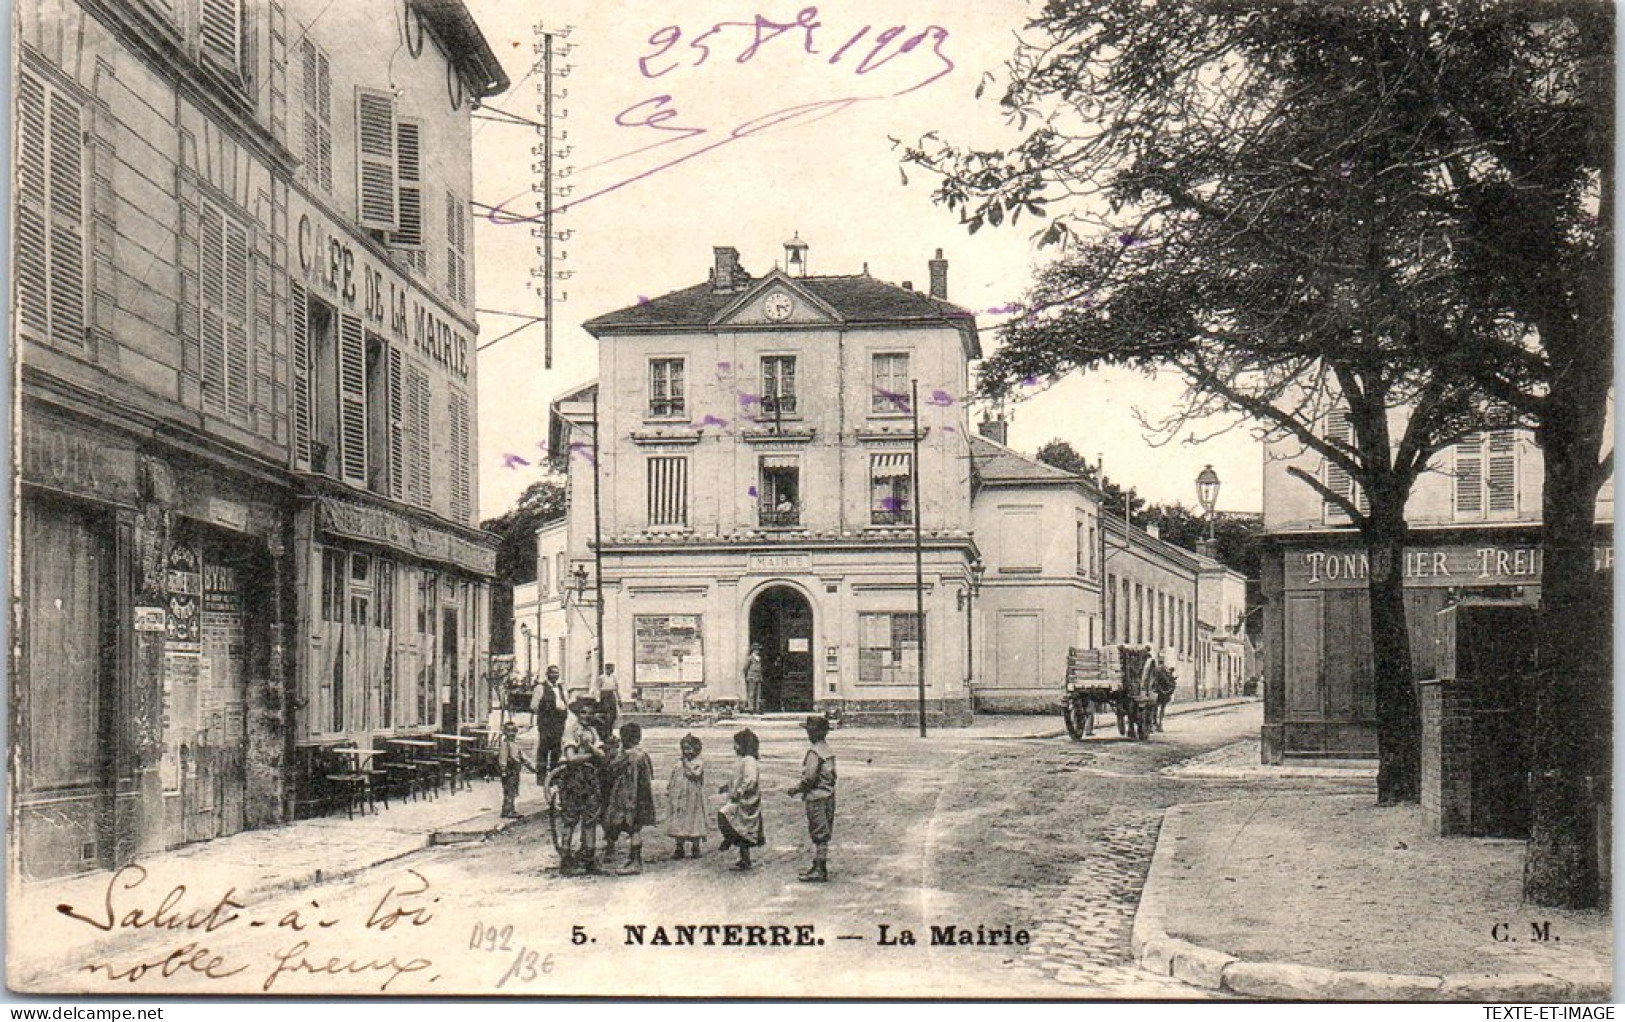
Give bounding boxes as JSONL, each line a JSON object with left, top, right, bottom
{"left": 711, "top": 272, "right": 842, "bottom": 328}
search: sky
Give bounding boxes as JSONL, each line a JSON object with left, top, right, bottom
{"left": 463, "top": 1, "right": 1267, "bottom": 522}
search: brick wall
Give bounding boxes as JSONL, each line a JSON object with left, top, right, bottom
{"left": 1420, "top": 679, "right": 1476, "bottom": 835}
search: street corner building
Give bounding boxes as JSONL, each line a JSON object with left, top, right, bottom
{"left": 1259, "top": 414, "right": 1615, "bottom": 767}
{"left": 541, "top": 240, "right": 1252, "bottom": 724}
{"left": 11, "top": 0, "right": 508, "bottom": 881}
{"left": 548, "top": 241, "right": 983, "bottom": 725}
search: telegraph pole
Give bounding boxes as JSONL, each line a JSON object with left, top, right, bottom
{"left": 592, "top": 387, "right": 605, "bottom": 675}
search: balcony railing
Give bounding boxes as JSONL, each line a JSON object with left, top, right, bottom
{"left": 869, "top": 508, "right": 914, "bottom": 526}
{"left": 759, "top": 505, "right": 801, "bottom": 527}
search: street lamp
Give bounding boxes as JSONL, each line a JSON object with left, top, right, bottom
{"left": 1196, "top": 464, "right": 1221, "bottom": 541}
{"left": 570, "top": 564, "right": 590, "bottom": 603}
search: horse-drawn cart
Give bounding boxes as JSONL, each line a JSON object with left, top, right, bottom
{"left": 1063, "top": 645, "right": 1164, "bottom": 741}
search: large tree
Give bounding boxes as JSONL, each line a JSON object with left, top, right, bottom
{"left": 904, "top": 0, "right": 1612, "bottom": 903}
{"left": 480, "top": 477, "right": 569, "bottom": 655}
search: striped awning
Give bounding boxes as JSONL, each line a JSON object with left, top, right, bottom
{"left": 761, "top": 454, "right": 799, "bottom": 470}
{"left": 870, "top": 452, "right": 912, "bottom": 477}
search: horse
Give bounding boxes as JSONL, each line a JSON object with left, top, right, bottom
{"left": 1150, "top": 663, "right": 1178, "bottom": 732}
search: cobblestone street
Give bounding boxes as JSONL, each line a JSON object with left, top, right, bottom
{"left": 17, "top": 702, "right": 1372, "bottom": 998}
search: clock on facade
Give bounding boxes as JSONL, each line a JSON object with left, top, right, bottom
{"left": 763, "top": 291, "right": 795, "bottom": 321}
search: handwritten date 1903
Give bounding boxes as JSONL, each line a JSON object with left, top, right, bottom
{"left": 639, "top": 7, "right": 953, "bottom": 96}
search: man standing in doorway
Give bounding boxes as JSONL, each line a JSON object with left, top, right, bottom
{"left": 743, "top": 644, "right": 763, "bottom": 714}
{"left": 531, "top": 665, "right": 568, "bottom": 782}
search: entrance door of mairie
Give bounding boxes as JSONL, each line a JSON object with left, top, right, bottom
{"left": 749, "top": 586, "right": 814, "bottom": 712}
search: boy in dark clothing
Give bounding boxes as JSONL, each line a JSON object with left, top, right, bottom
{"left": 497, "top": 721, "right": 533, "bottom": 818}
{"left": 786, "top": 714, "right": 837, "bottom": 882}
{"left": 554, "top": 700, "right": 605, "bottom": 874}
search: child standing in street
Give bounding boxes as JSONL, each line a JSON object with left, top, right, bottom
{"left": 497, "top": 721, "right": 533, "bottom": 819}
{"left": 786, "top": 714, "right": 837, "bottom": 882}
{"left": 717, "top": 728, "right": 764, "bottom": 871}
{"left": 603, "top": 722, "right": 657, "bottom": 874}
{"left": 666, "top": 734, "right": 709, "bottom": 859}
{"left": 554, "top": 698, "right": 605, "bottom": 875}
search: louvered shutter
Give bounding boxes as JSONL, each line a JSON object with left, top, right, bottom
{"left": 290, "top": 282, "right": 313, "bottom": 468}
{"left": 200, "top": 0, "right": 244, "bottom": 80}
{"left": 15, "top": 70, "right": 85, "bottom": 349}
{"left": 407, "top": 366, "right": 432, "bottom": 508}
{"left": 1487, "top": 431, "right": 1518, "bottom": 514}
{"left": 223, "top": 218, "right": 251, "bottom": 419}
{"left": 338, "top": 312, "right": 368, "bottom": 485}
{"left": 301, "top": 41, "right": 332, "bottom": 192}
{"left": 449, "top": 391, "right": 471, "bottom": 522}
{"left": 47, "top": 85, "right": 84, "bottom": 350}
{"left": 1322, "top": 409, "right": 1366, "bottom": 521}
{"left": 200, "top": 204, "right": 228, "bottom": 413}
{"left": 388, "top": 346, "right": 405, "bottom": 499}
{"left": 1454, "top": 433, "right": 1485, "bottom": 517}
{"left": 390, "top": 121, "right": 423, "bottom": 248}
{"left": 15, "top": 72, "right": 50, "bottom": 340}
{"left": 445, "top": 189, "right": 467, "bottom": 306}
{"left": 355, "top": 88, "right": 398, "bottom": 230}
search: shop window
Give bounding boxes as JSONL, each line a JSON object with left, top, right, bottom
{"left": 871, "top": 353, "right": 910, "bottom": 413}
{"left": 759, "top": 456, "right": 800, "bottom": 526}
{"left": 858, "top": 612, "right": 923, "bottom": 685}
{"left": 647, "top": 456, "right": 688, "bottom": 526}
{"left": 761, "top": 355, "right": 798, "bottom": 417}
{"left": 648, "top": 358, "right": 686, "bottom": 418}
{"left": 870, "top": 453, "right": 913, "bottom": 525}
{"left": 14, "top": 67, "right": 85, "bottom": 352}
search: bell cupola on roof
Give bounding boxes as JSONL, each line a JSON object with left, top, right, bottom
{"left": 784, "top": 232, "right": 809, "bottom": 278}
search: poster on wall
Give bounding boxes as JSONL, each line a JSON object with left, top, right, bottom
{"left": 633, "top": 615, "right": 705, "bottom": 686}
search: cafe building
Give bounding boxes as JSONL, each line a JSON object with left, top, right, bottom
{"left": 11, "top": 0, "right": 505, "bottom": 880}
{"left": 1259, "top": 420, "right": 1614, "bottom": 761}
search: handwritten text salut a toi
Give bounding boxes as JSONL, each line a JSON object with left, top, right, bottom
{"left": 58, "top": 864, "right": 440, "bottom": 992}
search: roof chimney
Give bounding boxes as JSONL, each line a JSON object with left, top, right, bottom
{"left": 929, "top": 248, "right": 948, "bottom": 299}
{"left": 713, "top": 246, "right": 742, "bottom": 292}
{"left": 978, "top": 416, "right": 1008, "bottom": 446}
{"left": 902, "top": 280, "right": 914, "bottom": 291}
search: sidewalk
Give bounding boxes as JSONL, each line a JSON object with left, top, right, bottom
{"left": 1132, "top": 789, "right": 1614, "bottom": 1001}
{"left": 6, "top": 778, "right": 545, "bottom": 986}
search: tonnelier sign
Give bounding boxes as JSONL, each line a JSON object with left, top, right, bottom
{"left": 1287, "top": 544, "right": 1614, "bottom": 588}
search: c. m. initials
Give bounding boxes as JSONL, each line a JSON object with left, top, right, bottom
{"left": 1489, "top": 921, "right": 1556, "bottom": 943}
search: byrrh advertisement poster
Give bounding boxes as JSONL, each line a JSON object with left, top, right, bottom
{"left": 6, "top": 0, "right": 1615, "bottom": 1009}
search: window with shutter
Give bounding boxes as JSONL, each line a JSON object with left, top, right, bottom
{"left": 338, "top": 312, "right": 368, "bottom": 485}
{"left": 14, "top": 69, "right": 85, "bottom": 351}
{"left": 1454, "top": 433, "right": 1485, "bottom": 517}
{"left": 197, "top": 200, "right": 253, "bottom": 422}
{"left": 1455, "top": 430, "right": 1519, "bottom": 520}
{"left": 450, "top": 391, "right": 472, "bottom": 523}
{"left": 388, "top": 347, "right": 405, "bottom": 500}
{"left": 406, "top": 365, "right": 433, "bottom": 509}
{"left": 389, "top": 121, "right": 423, "bottom": 249}
{"left": 647, "top": 456, "right": 689, "bottom": 526}
{"left": 355, "top": 88, "right": 398, "bottom": 231}
{"left": 1321, "top": 409, "right": 1367, "bottom": 523}
{"left": 871, "top": 353, "right": 911, "bottom": 412}
{"left": 444, "top": 190, "right": 468, "bottom": 306}
{"left": 300, "top": 40, "right": 332, "bottom": 193}
{"left": 290, "top": 283, "right": 313, "bottom": 469}
{"left": 199, "top": 0, "right": 246, "bottom": 84}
